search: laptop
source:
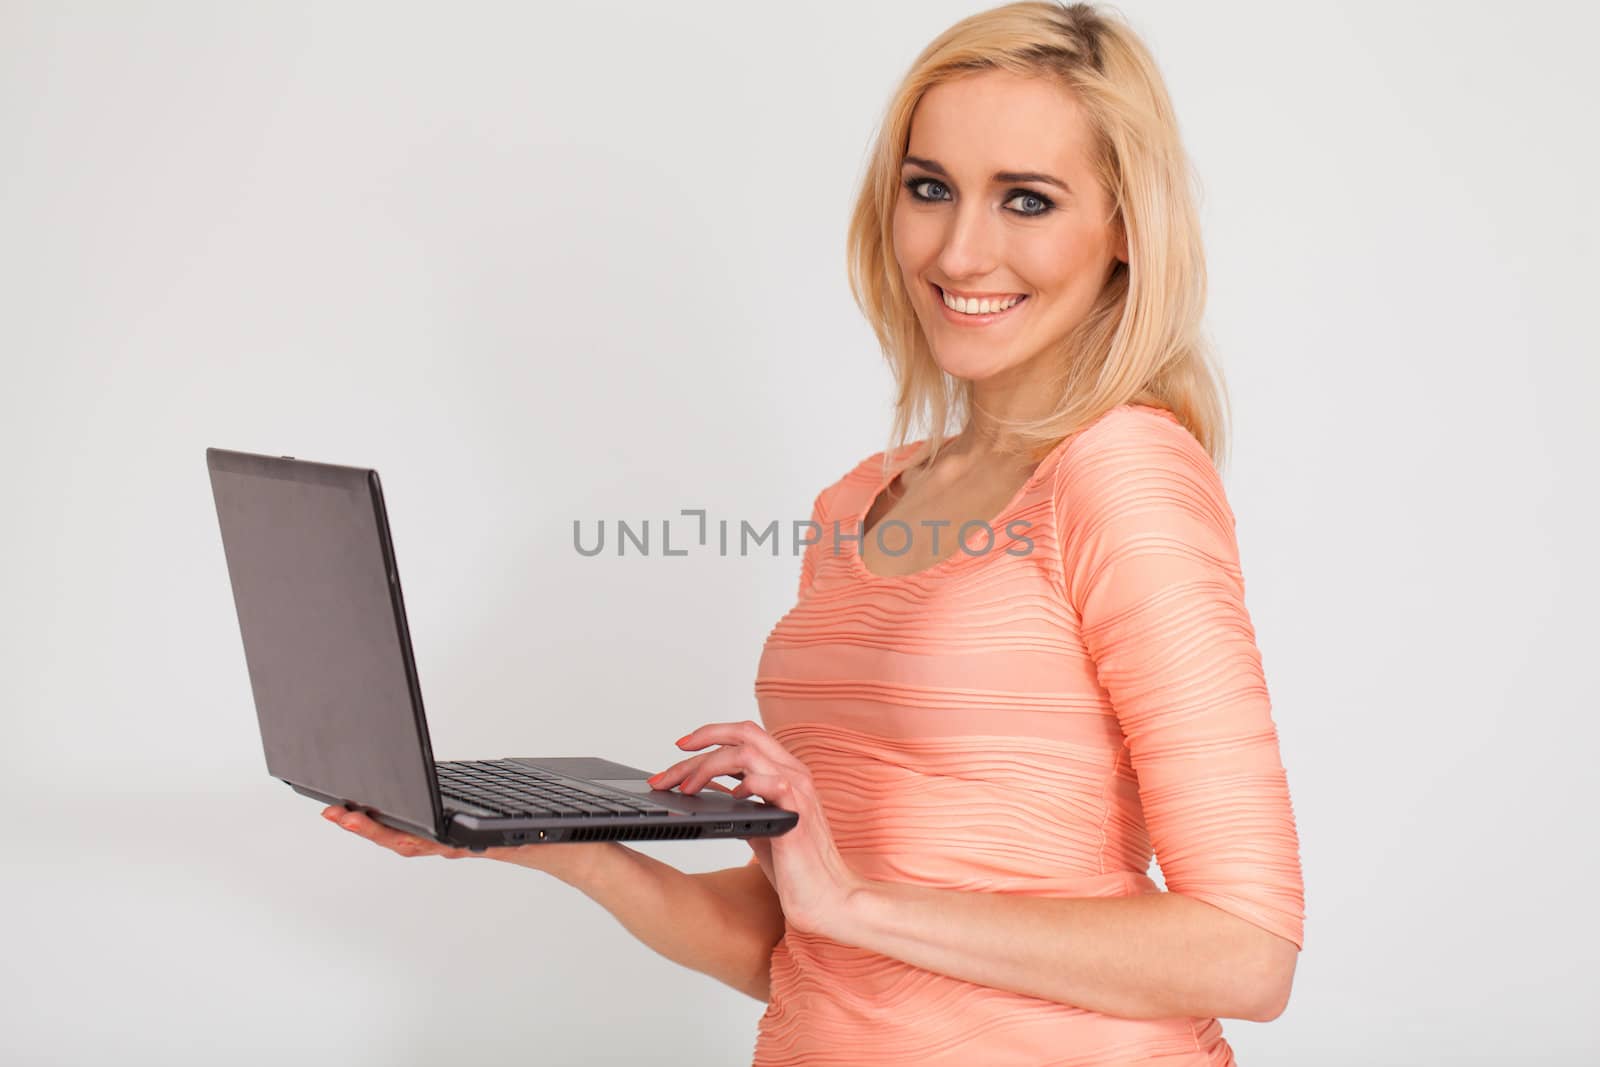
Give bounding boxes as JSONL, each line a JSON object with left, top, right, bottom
{"left": 206, "top": 447, "right": 798, "bottom": 851}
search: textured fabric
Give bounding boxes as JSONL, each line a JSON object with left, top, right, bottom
{"left": 747, "top": 403, "right": 1304, "bottom": 1066}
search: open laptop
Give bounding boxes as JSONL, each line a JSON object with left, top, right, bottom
{"left": 206, "top": 447, "right": 798, "bottom": 851}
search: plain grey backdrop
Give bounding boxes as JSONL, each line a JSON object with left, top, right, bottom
{"left": 3, "top": 0, "right": 1596, "bottom": 1063}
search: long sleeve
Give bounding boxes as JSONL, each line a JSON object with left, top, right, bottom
{"left": 1054, "top": 408, "right": 1306, "bottom": 949}
{"left": 752, "top": 406, "right": 1297, "bottom": 1062}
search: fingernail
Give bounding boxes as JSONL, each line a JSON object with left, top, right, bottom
{"left": 675, "top": 735, "right": 691, "bottom": 747}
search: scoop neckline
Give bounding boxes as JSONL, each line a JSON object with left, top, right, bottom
{"left": 843, "top": 431, "right": 1079, "bottom": 584}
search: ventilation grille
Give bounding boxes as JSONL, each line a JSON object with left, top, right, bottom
{"left": 564, "top": 823, "right": 705, "bottom": 842}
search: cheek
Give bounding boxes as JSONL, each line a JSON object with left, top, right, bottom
{"left": 891, "top": 201, "right": 935, "bottom": 273}
{"left": 1016, "top": 227, "right": 1103, "bottom": 295}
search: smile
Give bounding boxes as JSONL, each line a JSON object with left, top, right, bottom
{"left": 932, "top": 283, "right": 1028, "bottom": 326}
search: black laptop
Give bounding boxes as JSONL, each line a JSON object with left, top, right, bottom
{"left": 206, "top": 447, "right": 798, "bottom": 851}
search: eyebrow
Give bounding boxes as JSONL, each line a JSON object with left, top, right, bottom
{"left": 901, "top": 155, "right": 1072, "bottom": 196}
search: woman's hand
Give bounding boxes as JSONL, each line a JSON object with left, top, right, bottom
{"left": 322, "top": 806, "right": 479, "bottom": 859}
{"left": 646, "top": 719, "right": 865, "bottom": 939}
{"left": 319, "top": 806, "right": 602, "bottom": 882}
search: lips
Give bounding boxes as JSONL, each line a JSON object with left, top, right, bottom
{"left": 931, "top": 282, "right": 1028, "bottom": 318}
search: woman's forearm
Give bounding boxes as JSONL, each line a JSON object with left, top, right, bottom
{"left": 832, "top": 880, "right": 1294, "bottom": 1022}
{"left": 520, "top": 843, "right": 784, "bottom": 1001}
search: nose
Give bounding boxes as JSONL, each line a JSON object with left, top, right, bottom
{"left": 935, "top": 200, "right": 1001, "bottom": 283}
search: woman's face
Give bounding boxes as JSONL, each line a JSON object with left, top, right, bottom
{"left": 892, "top": 70, "right": 1126, "bottom": 385}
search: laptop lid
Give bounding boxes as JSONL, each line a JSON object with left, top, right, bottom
{"left": 206, "top": 448, "right": 443, "bottom": 838}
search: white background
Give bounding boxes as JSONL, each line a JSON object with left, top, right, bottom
{"left": 3, "top": 1, "right": 1596, "bottom": 1063}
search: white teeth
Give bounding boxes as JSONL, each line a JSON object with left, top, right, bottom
{"left": 940, "top": 288, "right": 1023, "bottom": 315}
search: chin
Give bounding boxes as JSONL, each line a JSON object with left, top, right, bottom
{"left": 928, "top": 351, "right": 1011, "bottom": 383}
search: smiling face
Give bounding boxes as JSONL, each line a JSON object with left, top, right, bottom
{"left": 892, "top": 69, "right": 1127, "bottom": 389}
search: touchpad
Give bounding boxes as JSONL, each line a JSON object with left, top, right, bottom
{"left": 594, "top": 779, "right": 740, "bottom": 810}
{"left": 593, "top": 779, "right": 655, "bottom": 795}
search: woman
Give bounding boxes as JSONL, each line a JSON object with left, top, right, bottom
{"left": 327, "top": 2, "right": 1306, "bottom": 1062}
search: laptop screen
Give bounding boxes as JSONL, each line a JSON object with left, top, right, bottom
{"left": 206, "top": 449, "right": 440, "bottom": 835}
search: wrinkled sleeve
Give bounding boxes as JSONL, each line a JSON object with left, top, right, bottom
{"left": 1055, "top": 411, "right": 1305, "bottom": 949}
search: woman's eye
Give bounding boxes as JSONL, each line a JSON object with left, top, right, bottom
{"left": 1004, "top": 191, "right": 1053, "bottom": 217}
{"left": 903, "top": 177, "right": 1053, "bottom": 218}
{"left": 905, "top": 177, "right": 949, "bottom": 202}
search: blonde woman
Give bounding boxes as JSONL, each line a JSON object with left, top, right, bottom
{"left": 329, "top": 2, "right": 1305, "bottom": 1062}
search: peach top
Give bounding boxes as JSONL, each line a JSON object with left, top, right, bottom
{"left": 747, "top": 404, "right": 1305, "bottom": 1066}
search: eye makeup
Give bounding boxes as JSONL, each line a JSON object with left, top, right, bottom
{"left": 902, "top": 175, "right": 1056, "bottom": 218}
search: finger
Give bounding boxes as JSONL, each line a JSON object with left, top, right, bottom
{"left": 730, "top": 772, "right": 796, "bottom": 810}
{"left": 675, "top": 720, "right": 756, "bottom": 752}
{"left": 326, "top": 807, "right": 386, "bottom": 838}
{"left": 646, "top": 753, "right": 704, "bottom": 789}
{"left": 388, "top": 832, "right": 468, "bottom": 859}
{"left": 389, "top": 833, "right": 460, "bottom": 858}
{"left": 646, "top": 754, "right": 705, "bottom": 791}
{"left": 649, "top": 747, "right": 750, "bottom": 792}
{"left": 647, "top": 743, "right": 736, "bottom": 787}
{"left": 678, "top": 747, "right": 777, "bottom": 795}
{"left": 677, "top": 720, "right": 808, "bottom": 776}
{"left": 328, "top": 809, "right": 453, "bottom": 858}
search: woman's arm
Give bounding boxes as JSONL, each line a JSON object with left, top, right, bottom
{"left": 818, "top": 409, "right": 1306, "bottom": 1023}
{"left": 830, "top": 879, "right": 1295, "bottom": 1021}
{"left": 325, "top": 807, "right": 786, "bottom": 1002}
{"left": 537, "top": 844, "right": 786, "bottom": 1002}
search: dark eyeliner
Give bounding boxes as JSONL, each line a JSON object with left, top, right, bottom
{"left": 902, "top": 176, "right": 1054, "bottom": 217}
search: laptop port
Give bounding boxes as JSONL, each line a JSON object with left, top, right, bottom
{"left": 710, "top": 821, "right": 733, "bottom": 833}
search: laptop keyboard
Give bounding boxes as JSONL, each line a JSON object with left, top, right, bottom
{"left": 436, "top": 759, "right": 674, "bottom": 819}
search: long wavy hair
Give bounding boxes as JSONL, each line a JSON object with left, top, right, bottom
{"left": 846, "top": 0, "right": 1231, "bottom": 476}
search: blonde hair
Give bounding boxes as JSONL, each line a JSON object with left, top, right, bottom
{"left": 845, "top": 0, "right": 1231, "bottom": 475}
